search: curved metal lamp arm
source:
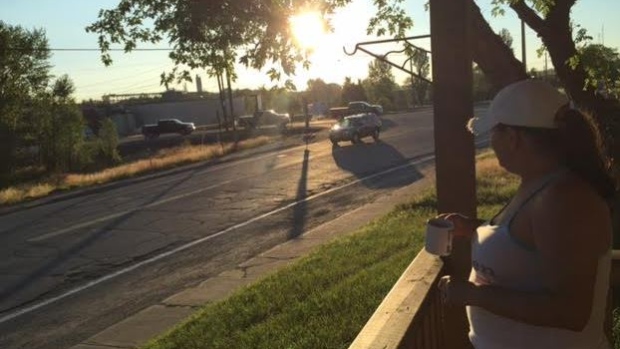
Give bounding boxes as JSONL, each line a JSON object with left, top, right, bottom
{"left": 343, "top": 44, "right": 359, "bottom": 56}
{"left": 342, "top": 34, "right": 433, "bottom": 84}
{"left": 402, "top": 56, "right": 413, "bottom": 70}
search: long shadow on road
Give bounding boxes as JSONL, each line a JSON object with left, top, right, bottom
{"left": 331, "top": 140, "right": 424, "bottom": 189}
{"left": 288, "top": 149, "right": 310, "bottom": 239}
{"left": 378, "top": 117, "right": 397, "bottom": 131}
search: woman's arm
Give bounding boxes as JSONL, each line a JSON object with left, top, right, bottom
{"left": 435, "top": 213, "right": 485, "bottom": 239}
{"left": 467, "top": 282, "right": 582, "bottom": 330}
{"left": 436, "top": 214, "right": 484, "bottom": 279}
{"left": 441, "top": 264, "right": 594, "bottom": 331}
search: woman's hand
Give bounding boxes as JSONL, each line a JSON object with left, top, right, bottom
{"left": 435, "top": 213, "right": 483, "bottom": 239}
{"left": 438, "top": 275, "right": 477, "bottom": 306}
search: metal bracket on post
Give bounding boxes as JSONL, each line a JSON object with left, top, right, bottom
{"left": 343, "top": 35, "right": 433, "bottom": 84}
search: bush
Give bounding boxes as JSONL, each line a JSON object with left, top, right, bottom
{"left": 95, "top": 118, "right": 122, "bottom": 166}
{"left": 38, "top": 101, "right": 88, "bottom": 172}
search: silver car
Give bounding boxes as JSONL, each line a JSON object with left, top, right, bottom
{"left": 329, "top": 113, "right": 382, "bottom": 146}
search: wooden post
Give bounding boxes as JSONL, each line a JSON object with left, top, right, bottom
{"left": 430, "top": 0, "right": 476, "bottom": 348}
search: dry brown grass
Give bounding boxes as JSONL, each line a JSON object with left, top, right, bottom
{"left": 0, "top": 183, "right": 56, "bottom": 205}
{"left": 475, "top": 151, "right": 517, "bottom": 181}
{"left": 476, "top": 153, "right": 503, "bottom": 176}
{"left": 0, "top": 136, "right": 273, "bottom": 206}
{"left": 474, "top": 151, "right": 520, "bottom": 219}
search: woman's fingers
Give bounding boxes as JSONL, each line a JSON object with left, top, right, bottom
{"left": 438, "top": 276, "right": 451, "bottom": 303}
{"left": 435, "top": 213, "right": 452, "bottom": 220}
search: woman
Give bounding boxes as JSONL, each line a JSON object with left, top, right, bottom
{"left": 437, "top": 79, "right": 615, "bottom": 349}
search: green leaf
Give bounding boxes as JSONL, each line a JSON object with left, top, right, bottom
{"left": 284, "top": 79, "right": 297, "bottom": 91}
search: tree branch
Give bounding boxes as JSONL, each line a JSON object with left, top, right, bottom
{"left": 547, "top": 0, "right": 576, "bottom": 25}
{"left": 509, "top": 0, "right": 546, "bottom": 34}
{"left": 470, "top": 0, "right": 527, "bottom": 89}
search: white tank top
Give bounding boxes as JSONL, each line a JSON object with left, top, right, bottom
{"left": 466, "top": 170, "right": 612, "bottom": 349}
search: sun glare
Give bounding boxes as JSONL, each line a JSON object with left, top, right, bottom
{"left": 286, "top": 4, "right": 373, "bottom": 88}
{"left": 290, "top": 12, "right": 325, "bottom": 50}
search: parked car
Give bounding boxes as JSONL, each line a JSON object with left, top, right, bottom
{"left": 141, "top": 119, "right": 195, "bottom": 140}
{"left": 329, "top": 102, "right": 383, "bottom": 121}
{"left": 348, "top": 101, "right": 383, "bottom": 115}
{"left": 328, "top": 107, "right": 350, "bottom": 120}
{"left": 329, "top": 113, "right": 382, "bottom": 146}
{"left": 236, "top": 109, "right": 290, "bottom": 130}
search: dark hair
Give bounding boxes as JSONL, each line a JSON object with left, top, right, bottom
{"left": 503, "top": 105, "right": 616, "bottom": 200}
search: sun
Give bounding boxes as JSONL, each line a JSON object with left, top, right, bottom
{"left": 290, "top": 12, "right": 325, "bottom": 50}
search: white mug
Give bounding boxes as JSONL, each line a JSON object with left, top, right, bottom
{"left": 424, "top": 218, "right": 454, "bottom": 256}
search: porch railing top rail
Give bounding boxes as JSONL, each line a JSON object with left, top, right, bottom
{"left": 348, "top": 250, "right": 444, "bottom": 349}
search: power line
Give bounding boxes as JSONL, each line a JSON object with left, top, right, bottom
{"left": 5, "top": 47, "right": 173, "bottom": 52}
{"left": 116, "top": 80, "right": 163, "bottom": 94}
{"left": 53, "top": 60, "right": 170, "bottom": 73}
{"left": 75, "top": 65, "right": 168, "bottom": 89}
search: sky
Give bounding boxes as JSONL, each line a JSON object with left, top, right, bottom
{"left": 2, "top": 0, "right": 619, "bottom": 102}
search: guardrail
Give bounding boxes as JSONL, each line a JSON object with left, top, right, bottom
{"left": 351, "top": 249, "right": 620, "bottom": 349}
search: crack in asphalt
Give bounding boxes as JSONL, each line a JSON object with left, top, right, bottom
{"left": 63, "top": 239, "right": 178, "bottom": 283}
{"left": 187, "top": 217, "right": 206, "bottom": 225}
{"left": 12, "top": 245, "right": 59, "bottom": 259}
{"left": 83, "top": 341, "right": 132, "bottom": 349}
{"left": 160, "top": 303, "right": 197, "bottom": 310}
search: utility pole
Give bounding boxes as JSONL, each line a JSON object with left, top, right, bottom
{"left": 225, "top": 68, "right": 236, "bottom": 137}
{"left": 410, "top": 58, "right": 416, "bottom": 107}
{"left": 521, "top": 20, "right": 527, "bottom": 71}
{"left": 216, "top": 71, "right": 229, "bottom": 132}
{"left": 544, "top": 50, "right": 548, "bottom": 81}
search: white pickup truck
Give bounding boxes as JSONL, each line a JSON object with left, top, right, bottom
{"left": 236, "top": 110, "right": 290, "bottom": 131}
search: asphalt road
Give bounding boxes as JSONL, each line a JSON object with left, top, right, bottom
{"left": 0, "top": 107, "right": 487, "bottom": 349}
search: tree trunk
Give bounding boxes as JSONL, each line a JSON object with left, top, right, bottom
{"left": 470, "top": 1, "right": 528, "bottom": 89}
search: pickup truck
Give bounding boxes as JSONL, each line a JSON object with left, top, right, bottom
{"left": 329, "top": 101, "right": 383, "bottom": 120}
{"left": 236, "top": 110, "right": 290, "bottom": 131}
{"left": 141, "top": 119, "right": 196, "bottom": 140}
{"left": 348, "top": 101, "right": 383, "bottom": 115}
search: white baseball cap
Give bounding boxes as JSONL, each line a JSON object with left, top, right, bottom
{"left": 467, "top": 79, "right": 569, "bottom": 135}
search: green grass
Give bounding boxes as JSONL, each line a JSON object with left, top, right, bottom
{"left": 614, "top": 309, "right": 620, "bottom": 349}
{"left": 142, "top": 154, "right": 524, "bottom": 349}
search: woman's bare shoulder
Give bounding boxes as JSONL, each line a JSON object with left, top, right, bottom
{"left": 544, "top": 173, "right": 608, "bottom": 210}
{"left": 535, "top": 173, "right": 611, "bottom": 249}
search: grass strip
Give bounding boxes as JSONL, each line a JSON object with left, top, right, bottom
{"left": 142, "top": 155, "right": 520, "bottom": 349}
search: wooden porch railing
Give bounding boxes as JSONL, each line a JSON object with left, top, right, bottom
{"left": 350, "top": 250, "right": 620, "bottom": 349}
{"left": 348, "top": 250, "right": 448, "bottom": 349}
